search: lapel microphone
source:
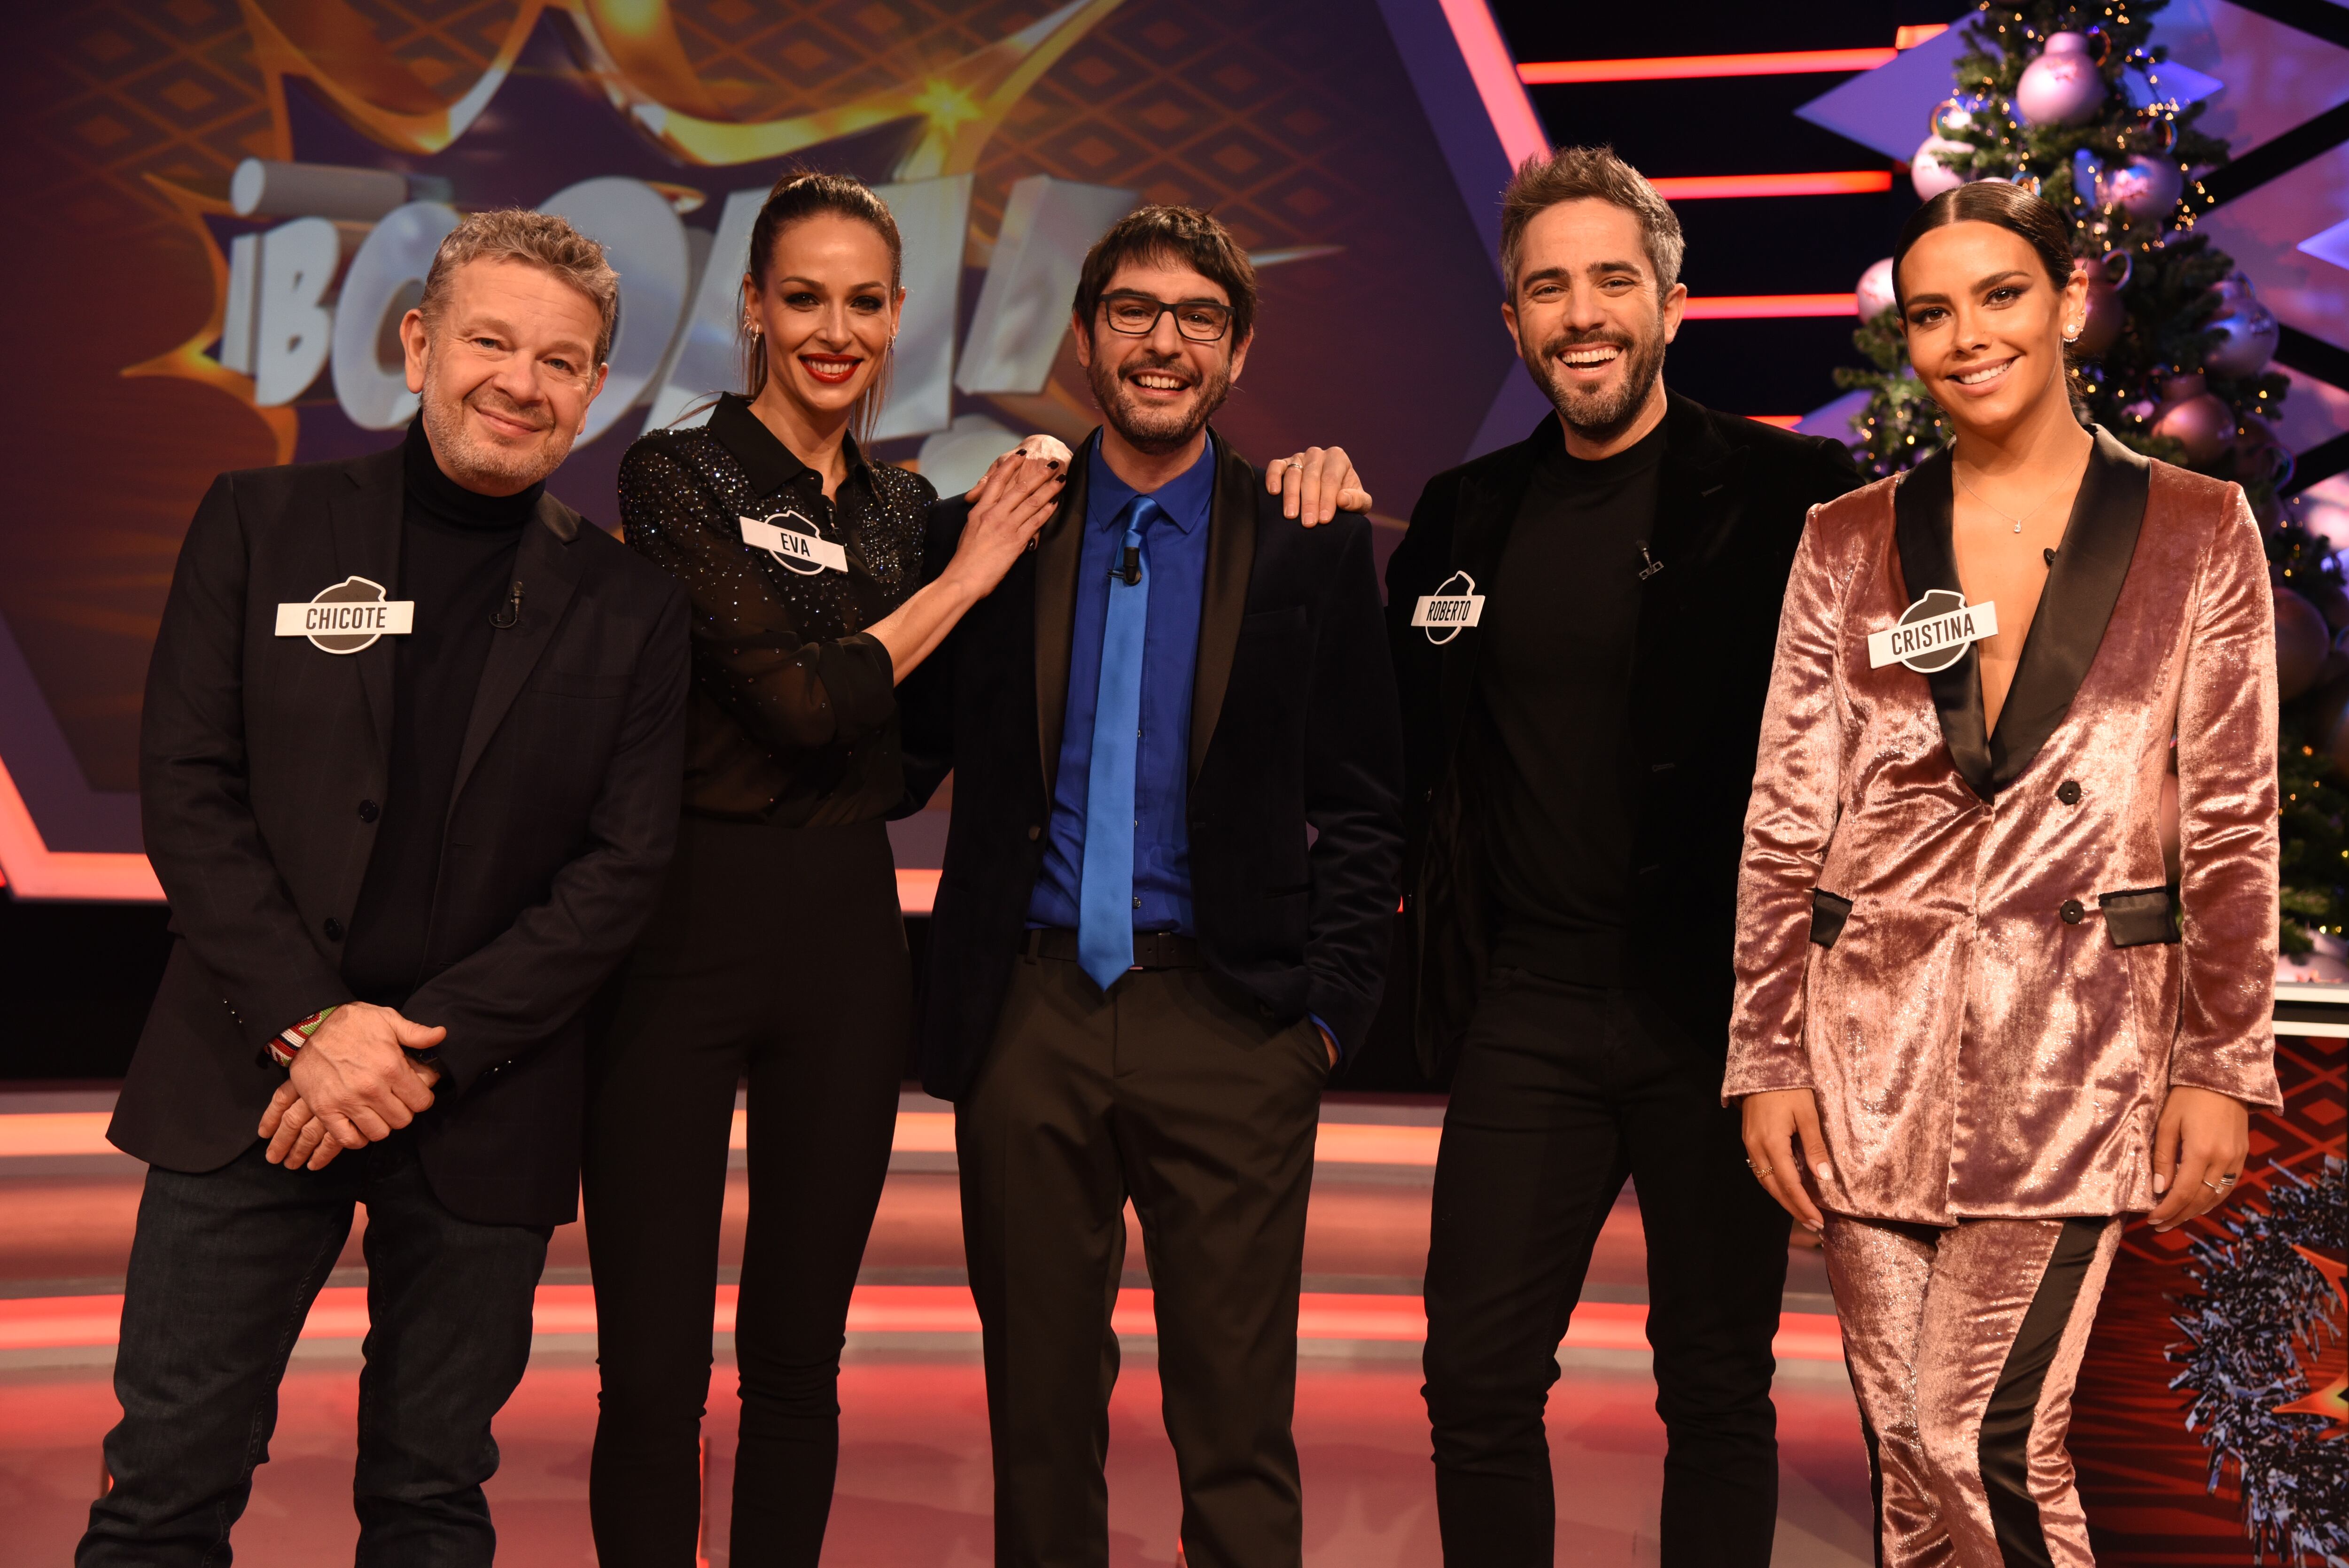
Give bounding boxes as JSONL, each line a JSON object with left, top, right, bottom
{"left": 1636, "top": 543, "right": 1665, "bottom": 582}
{"left": 490, "top": 580, "right": 522, "bottom": 629}
{"left": 1115, "top": 545, "right": 1142, "bottom": 586}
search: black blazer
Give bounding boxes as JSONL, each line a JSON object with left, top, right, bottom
{"left": 112, "top": 445, "right": 690, "bottom": 1227}
{"left": 900, "top": 432, "right": 1404, "bottom": 1101}
{"left": 1386, "top": 392, "right": 1860, "bottom": 1075}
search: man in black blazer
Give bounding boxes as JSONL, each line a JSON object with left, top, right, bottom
{"left": 901, "top": 207, "right": 1403, "bottom": 1567}
{"left": 1387, "top": 149, "right": 1860, "bottom": 1567}
{"left": 82, "top": 211, "right": 688, "bottom": 1567}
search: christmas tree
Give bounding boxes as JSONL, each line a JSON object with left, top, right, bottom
{"left": 1837, "top": 0, "right": 2345, "bottom": 955}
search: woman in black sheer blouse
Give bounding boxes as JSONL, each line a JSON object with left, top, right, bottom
{"left": 583, "top": 172, "right": 1064, "bottom": 1565}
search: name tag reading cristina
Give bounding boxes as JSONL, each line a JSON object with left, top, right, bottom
{"left": 274, "top": 576, "right": 414, "bottom": 654}
{"left": 740, "top": 512, "right": 848, "bottom": 576}
{"left": 1411, "top": 570, "right": 1486, "bottom": 645}
{"left": 1867, "top": 588, "right": 1999, "bottom": 674}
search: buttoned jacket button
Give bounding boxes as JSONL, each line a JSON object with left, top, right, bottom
{"left": 2056, "top": 781, "right": 2081, "bottom": 805}
{"left": 357, "top": 799, "right": 381, "bottom": 823}
{"left": 2060, "top": 900, "right": 2084, "bottom": 924}
{"left": 1027, "top": 823, "right": 1042, "bottom": 841}
{"left": 323, "top": 917, "right": 345, "bottom": 941}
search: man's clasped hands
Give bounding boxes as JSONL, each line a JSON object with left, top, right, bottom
{"left": 257, "top": 1001, "right": 449, "bottom": 1169}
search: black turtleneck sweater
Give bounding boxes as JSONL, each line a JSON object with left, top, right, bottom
{"left": 342, "top": 420, "right": 541, "bottom": 1005}
{"left": 1472, "top": 419, "right": 1665, "bottom": 987}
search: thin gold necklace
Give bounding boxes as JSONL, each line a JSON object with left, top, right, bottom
{"left": 1953, "top": 456, "right": 2083, "bottom": 535}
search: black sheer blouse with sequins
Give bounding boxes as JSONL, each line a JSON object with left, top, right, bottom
{"left": 619, "top": 393, "right": 938, "bottom": 825}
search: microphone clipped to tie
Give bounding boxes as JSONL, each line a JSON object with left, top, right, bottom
{"left": 1114, "top": 545, "right": 1142, "bottom": 586}
{"left": 490, "top": 580, "right": 523, "bottom": 629}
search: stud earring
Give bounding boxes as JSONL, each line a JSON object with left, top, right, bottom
{"left": 2062, "top": 321, "right": 2082, "bottom": 342}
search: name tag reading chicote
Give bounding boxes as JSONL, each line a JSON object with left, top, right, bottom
{"left": 740, "top": 511, "right": 848, "bottom": 576}
{"left": 1412, "top": 570, "right": 1486, "bottom": 645}
{"left": 275, "top": 576, "right": 414, "bottom": 654}
{"left": 1868, "top": 588, "right": 1999, "bottom": 674}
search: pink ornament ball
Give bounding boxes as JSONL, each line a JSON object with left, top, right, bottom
{"left": 2151, "top": 394, "right": 2232, "bottom": 465}
{"left": 2015, "top": 32, "right": 2107, "bottom": 126}
{"left": 2105, "top": 155, "right": 2183, "bottom": 220}
{"left": 1856, "top": 258, "right": 1897, "bottom": 321}
{"left": 1912, "top": 135, "right": 1970, "bottom": 200}
{"left": 2277, "top": 588, "right": 2330, "bottom": 700}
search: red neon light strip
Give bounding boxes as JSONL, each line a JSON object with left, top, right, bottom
{"left": 1683, "top": 294, "right": 1859, "bottom": 320}
{"left": 1519, "top": 48, "right": 1897, "bottom": 85}
{"left": 1649, "top": 171, "right": 1892, "bottom": 200}
{"left": 0, "top": 1285, "right": 1848, "bottom": 1360}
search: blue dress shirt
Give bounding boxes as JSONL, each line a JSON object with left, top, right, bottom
{"left": 1027, "top": 437, "right": 1215, "bottom": 934}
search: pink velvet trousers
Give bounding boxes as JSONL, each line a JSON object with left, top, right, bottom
{"left": 1821, "top": 1215, "right": 2122, "bottom": 1568}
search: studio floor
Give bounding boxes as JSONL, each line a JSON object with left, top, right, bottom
{"left": 0, "top": 1089, "right": 1875, "bottom": 1566}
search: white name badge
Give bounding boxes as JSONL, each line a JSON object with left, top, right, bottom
{"left": 275, "top": 576, "right": 414, "bottom": 654}
{"left": 1867, "top": 589, "right": 1999, "bottom": 674}
{"left": 1412, "top": 570, "right": 1486, "bottom": 645}
{"left": 740, "top": 512, "right": 848, "bottom": 575}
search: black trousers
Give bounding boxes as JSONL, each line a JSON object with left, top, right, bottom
{"left": 79, "top": 1139, "right": 549, "bottom": 1567}
{"left": 583, "top": 814, "right": 909, "bottom": 1568}
{"left": 1422, "top": 968, "right": 1792, "bottom": 1568}
{"left": 957, "top": 946, "right": 1331, "bottom": 1568}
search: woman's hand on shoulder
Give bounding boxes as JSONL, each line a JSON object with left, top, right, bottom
{"left": 2147, "top": 1083, "right": 2250, "bottom": 1232}
{"left": 961, "top": 434, "right": 1073, "bottom": 501}
{"left": 1266, "top": 445, "right": 1372, "bottom": 526}
{"left": 1740, "top": 1087, "right": 1832, "bottom": 1234}
{"left": 942, "top": 442, "right": 1066, "bottom": 599}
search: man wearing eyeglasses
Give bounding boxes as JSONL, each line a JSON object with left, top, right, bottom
{"left": 899, "top": 205, "right": 1404, "bottom": 1566}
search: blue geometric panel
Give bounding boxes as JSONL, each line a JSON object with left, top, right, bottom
{"left": 1793, "top": 17, "right": 1979, "bottom": 163}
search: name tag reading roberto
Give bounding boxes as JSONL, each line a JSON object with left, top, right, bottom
{"left": 740, "top": 512, "right": 849, "bottom": 575}
{"left": 275, "top": 576, "right": 414, "bottom": 654}
{"left": 1867, "top": 589, "right": 1999, "bottom": 674}
{"left": 1411, "top": 570, "right": 1486, "bottom": 645}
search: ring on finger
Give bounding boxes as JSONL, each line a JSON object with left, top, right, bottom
{"left": 1285, "top": 458, "right": 1305, "bottom": 471}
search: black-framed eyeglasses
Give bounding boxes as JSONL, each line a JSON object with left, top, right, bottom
{"left": 1098, "top": 290, "right": 1233, "bottom": 342}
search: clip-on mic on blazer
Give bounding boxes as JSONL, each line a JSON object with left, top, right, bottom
{"left": 490, "top": 580, "right": 523, "bottom": 629}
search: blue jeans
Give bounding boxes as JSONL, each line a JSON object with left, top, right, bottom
{"left": 78, "top": 1137, "right": 549, "bottom": 1567}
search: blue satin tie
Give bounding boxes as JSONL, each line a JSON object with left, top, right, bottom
{"left": 1078, "top": 496, "right": 1158, "bottom": 992}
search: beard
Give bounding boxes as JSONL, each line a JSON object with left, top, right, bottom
{"left": 1087, "top": 342, "right": 1233, "bottom": 455}
{"left": 417, "top": 364, "right": 573, "bottom": 495}
{"left": 1524, "top": 315, "right": 1668, "bottom": 446}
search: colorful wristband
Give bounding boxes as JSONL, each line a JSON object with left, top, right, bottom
{"left": 268, "top": 1006, "right": 337, "bottom": 1069}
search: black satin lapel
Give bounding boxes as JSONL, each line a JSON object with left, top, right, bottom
{"left": 1033, "top": 437, "right": 1093, "bottom": 799}
{"left": 330, "top": 452, "right": 404, "bottom": 766}
{"left": 1987, "top": 427, "right": 2148, "bottom": 789}
{"left": 1188, "top": 433, "right": 1256, "bottom": 785}
{"left": 1893, "top": 448, "right": 1995, "bottom": 800}
{"left": 1437, "top": 429, "right": 1541, "bottom": 762}
{"left": 448, "top": 505, "right": 581, "bottom": 811}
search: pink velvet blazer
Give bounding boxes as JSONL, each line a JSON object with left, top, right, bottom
{"left": 1725, "top": 430, "right": 2280, "bottom": 1225}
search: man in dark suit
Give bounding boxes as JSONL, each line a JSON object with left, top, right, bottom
{"left": 82, "top": 210, "right": 689, "bottom": 1567}
{"left": 1387, "top": 148, "right": 1861, "bottom": 1567}
{"left": 901, "top": 206, "right": 1404, "bottom": 1568}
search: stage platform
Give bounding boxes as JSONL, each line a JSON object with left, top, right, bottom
{"left": 0, "top": 1088, "right": 1874, "bottom": 1565}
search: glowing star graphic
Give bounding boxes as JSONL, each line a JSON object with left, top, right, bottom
{"left": 2271, "top": 1244, "right": 2349, "bottom": 1438}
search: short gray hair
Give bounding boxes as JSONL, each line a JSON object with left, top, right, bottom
{"left": 419, "top": 209, "right": 619, "bottom": 365}
{"left": 1499, "top": 145, "right": 1684, "bottom": 301}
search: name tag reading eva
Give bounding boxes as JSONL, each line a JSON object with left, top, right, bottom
{"left": 275, "top": 576, "right": 413, "bottom": 654}
{"left": 1411, "top": 570, "right": 1486, "bottom": 645}
{"left": 1867, "top": 589, "right": 1999, "bottom": 674}
{"left": 741, "top": 512, "right": 848, "bottom": 575}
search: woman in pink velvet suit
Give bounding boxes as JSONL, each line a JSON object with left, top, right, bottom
{"left": 1726, "top": 181, "right": 2280, "bottom": 1568}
